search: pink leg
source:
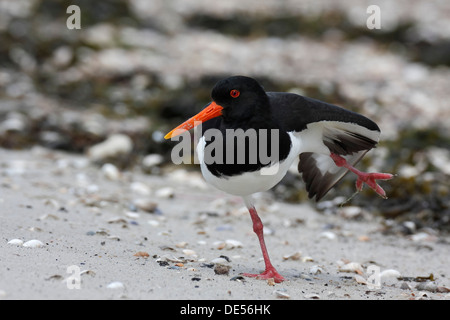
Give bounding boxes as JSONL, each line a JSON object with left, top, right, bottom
{"left": 242, "top": 200, "right": 284, "bottom": 283}
{"left": 330, "top": 153, "right": 393, "bottom": 199}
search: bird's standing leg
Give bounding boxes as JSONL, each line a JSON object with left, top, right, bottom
{"left": 330, "top": 153, "right": 394, "bottom": 198}
{"left": 241, "top": 196, "right": 285, "bottom": 283}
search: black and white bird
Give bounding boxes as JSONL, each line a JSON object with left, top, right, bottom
{"left": 165, "top": 76, "right": 393, "bottom": 283}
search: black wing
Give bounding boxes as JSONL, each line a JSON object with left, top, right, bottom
{"left": 268, "top": 92, "right": 380, "bottom": 201}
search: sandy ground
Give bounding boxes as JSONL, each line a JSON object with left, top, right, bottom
{"left": 0, "top": 147, "right": 449, "bottom": 300}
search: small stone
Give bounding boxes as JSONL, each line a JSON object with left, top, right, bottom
{"left": 400, "top": 282, "right": 412, "bottom": 290}
{"left": 416, "top": 281, "right": 438, "bottom": 292}
{"left": 214, "top": 264, "right": 231, "bottom": 275}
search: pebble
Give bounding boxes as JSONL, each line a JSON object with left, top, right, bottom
{"left": 214, "top": 264, "right": 231, "bottom": 275}
{"left": 416, "top": 281, "right": 438, "bottom": 293}
{"left": 22, "top": 239, "right": 45, "bottom": 248}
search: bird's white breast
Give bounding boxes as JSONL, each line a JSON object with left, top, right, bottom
{"left": 196, "top": 132, "right": 301, "bottom": 196}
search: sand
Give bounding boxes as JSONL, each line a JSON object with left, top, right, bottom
{"left": 0, "top": 147, "right": 449, "bottom": 300}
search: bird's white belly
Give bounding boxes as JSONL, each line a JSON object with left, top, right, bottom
{"left": 197, "top": 132, "right": 302, "bottom": 196}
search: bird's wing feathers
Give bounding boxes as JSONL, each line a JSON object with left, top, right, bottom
{"left": 298, "top": 121, "right": 380, "bottom": 201}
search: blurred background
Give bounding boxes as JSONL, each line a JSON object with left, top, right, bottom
{"left": 0, "top": 0, "right": 449, "bottom": 231}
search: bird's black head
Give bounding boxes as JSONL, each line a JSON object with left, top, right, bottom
{"left": 211, "top": 76, "right": 270, "bottom": 124}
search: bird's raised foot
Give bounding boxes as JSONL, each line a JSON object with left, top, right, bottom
{"left": 242, "top": 267, "right": 285, "bottom": 283}
{"left": 330, "top": 153, "right": 394, "bottom": 199}
{"left": 355, "top": 172, "right": 394, "bottom": 199}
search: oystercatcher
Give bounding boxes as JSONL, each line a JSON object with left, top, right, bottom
{"left": 165, "top": 76, "right": 393, "bottom": 283}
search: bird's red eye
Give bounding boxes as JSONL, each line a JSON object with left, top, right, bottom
{"left": 230, "top": 89, "right": 240, "bottom": 98}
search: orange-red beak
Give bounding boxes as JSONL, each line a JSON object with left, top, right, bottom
{"left": 164, "top": 101, "right": 223, "bottom": 139}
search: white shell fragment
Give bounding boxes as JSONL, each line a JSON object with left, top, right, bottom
{"left": 282, "top": 251, "right": 302, "bottom": 261}
{"left": 155, "top": 187, "right": 174, "bottom": 198}
{"left": 23, "top": 239, "right": 45, "bottom": 248}
{"left": 337, "top": 260, "right": 363, "bottom": 274}
{"left": 87, "top": 134, "right": 133, "bottom": 161}
{"left": 225, "top": 239, "right": 243, "bottom": 249}
{"left": 101, "top": 163, "right": 121, "bottom": 180}
{"left": 380, "top": 269, "right": 402, "bottom": 280}
{"left": 7, "top": 239, "right": 24, "bottom": 246}
{"left": 106, "top": 281, "right": 125, "bottom": 289}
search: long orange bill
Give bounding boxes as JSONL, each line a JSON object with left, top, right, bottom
{"left": 164, "top": 101, "right": 223, "bottom": 139}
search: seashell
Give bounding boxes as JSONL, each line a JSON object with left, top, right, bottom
{"left": 175, "top": 241, "right": 188, "bottom": 248}
{"left": 129, "top": 181, "right": 151, "bottom": 195}
{"left": 274, "top": 289, "right": 290, "bottom": 299}
{"left": 87, "top": 134, "right": 133, "bottom": 162}
{"left": 211, "top": 257, "right": 229, "bottom": 264}
{"left": 304, "top": 293, "right": 320, "bottom": 299}
{"left": 337, "top": 260, "right": 363, "bottom": 274}
{"left": 124, "top": 211, "right": 140, "bottom": 219}
{"left": 309, "top": 265, "right": 324, "bottom": 275}
{"left": 319, "top": 231, "right": 336, "bottom": 240}
{"left": 282, "top": 251, "right": 302, "bottom": 261}
{"left": 101, "top": 163, "right": 121, "bottom": 180}
{"left": 134, "top": 251, "right": 150, "bottom": 258}
{"left": 148, "top": 220, "right": 159, "bottom": 227}
{"left": 225, "top": 239, "right": 243, "bottom": 249}
{"left": 182, "top": 249, "right": 196, "bottom": 256}
{"left": 354, "top": 274, "right": 367, "bottom": 285}
{"left": 133, "top": 198, "right": 157, "bottom": 213}
{"left": 142, "top": 154, "right": 163, "bottom": 168}
{"left": 7, "top": 239, "right": 24, "bottom": 246}
{"left": 380, "top": 269, "right": 401, "bottom": 280}
{"left": 155, "top": 187, "right": 174, "bottom": 198}
{"left": 106, "top": 281, "right": 124, "bottom": 289}
{"left": 23, "top": 239, "right": 44, "bottom": 248}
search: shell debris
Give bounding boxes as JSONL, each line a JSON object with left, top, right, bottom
{"left": 22, "top": 239, "right": 45, "bottom": 248}
{"left": 337, "top": 260, "right": 364, "bottom": 275}
{"left": 7, "top": 239, "right": 24, "bottom": 246}
{"left": 106, "top": 281, "right": 125, "bottom": 289}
